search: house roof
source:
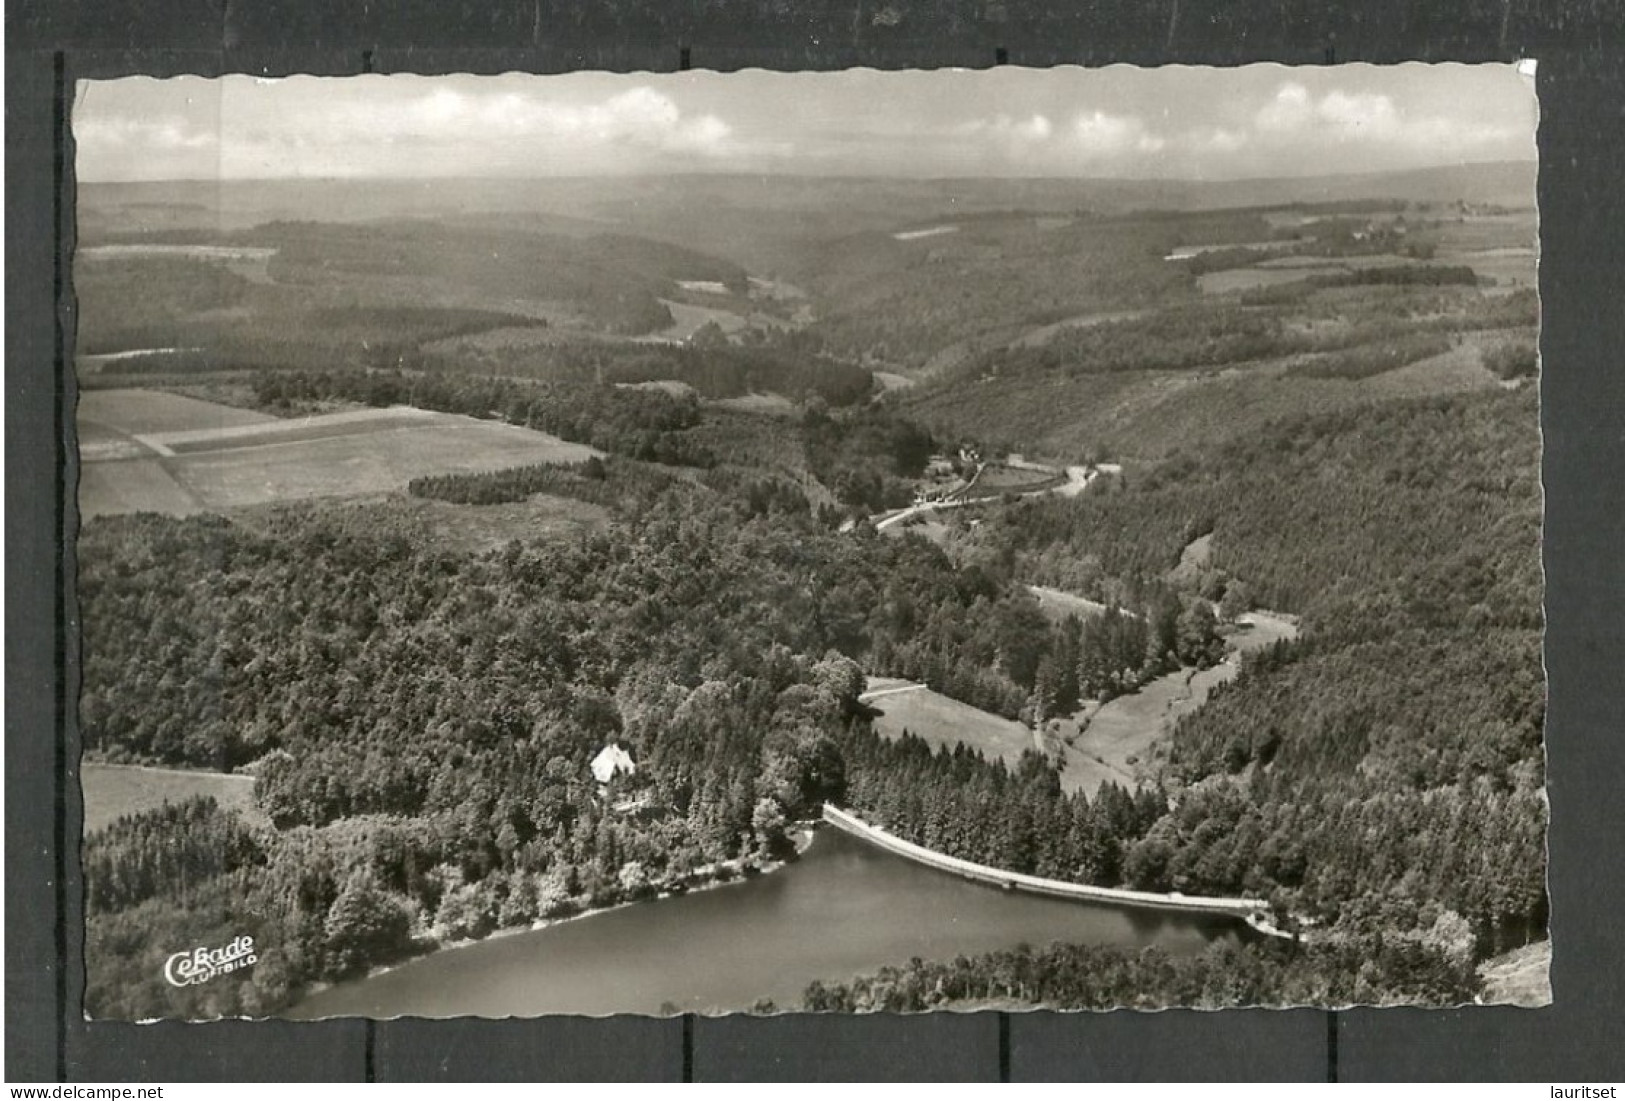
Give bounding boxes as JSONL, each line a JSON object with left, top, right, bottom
{"left": 591, "top": 744, "right": 636, "bottom": 784}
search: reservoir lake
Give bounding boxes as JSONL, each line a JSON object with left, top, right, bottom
{"left": 285, "top": 827, "right": 1246, "bottom": 1019}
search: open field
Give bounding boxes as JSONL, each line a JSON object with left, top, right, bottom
{"left": 80, "top": 388, "right": 279, "bottom": 436}
{"left": 1049, "top": 671, "right": 1200, "bottom": 795}
{"left": 1451, "top": 248, "right": 1538, "bottom": 292}
{"left": 79, "top": 458, "right": 203, "bottom": 519}
{"left": 1009, "top": 309, "right": 1147, "bottom": 350}
{"left": 1027, "top": 585, "right": 1109, "bottom": 622}
{"left": 972, "top": 463, "right": 1066, "bottom": 494}
{"left": 1049, "top": 611, "right": 1300, "bottom": 795}
{"left": 709, "top": 392, "right": 798, "bottom": 416}
{"left": 871, "top": 371, "right": 916, "bottom": 392}
{"left": 638, "top": 299, "right": 751, "bottom": 343}
{"left": 1197, "top": 266, "right": 1341, "bottom": 295}
{"left": 1228, "top": 611, "right": 1300, "bottom": 654}
{"left": 78, "top": 391, "right": 601, "bottom": 518}
{"left": 892, "top": 224, "right": 959, "bottom": 241}
{"left": 81, "top": 763, "right": 265, "bottom": 834}
{"left": 861, "top": 676, "right": 917, "bottom": 696}
{"left": 173, "top": 417, "right": 597, "bottom": 511}
{"left": 79, "top": 419, "right": 154, "bottom": 463}
{"left": 1364, "top": 340, "right": 1506, "bottom": 399}
{"left": 142, "top": 405, "right": 439, "bottom": 453}
{"left": 616, "top": 379, "right": 698, "bottom": 398}
{"left": 864, "top": 680, "right": 1036, "bottom": 770}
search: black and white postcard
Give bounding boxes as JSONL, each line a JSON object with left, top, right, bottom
{"left": 72, "top": 64, "right": 1545, "bottom": 1021}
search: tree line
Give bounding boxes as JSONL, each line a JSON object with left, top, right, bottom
{"left": 252, "top": 369, "right": 719, "bottom": 469}
{"left": 839, "top": 729, "right": 1168, "bottom": 888}
{"left": 422, "top": 331, "right": 877, "bottom": 410}
{"left": 800, "top": 935, "right": 1482, "bottom": 1012}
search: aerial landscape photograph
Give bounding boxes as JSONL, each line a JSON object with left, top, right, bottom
{"left": 71, "top": 63, "right": 1546, "bottom": 1020}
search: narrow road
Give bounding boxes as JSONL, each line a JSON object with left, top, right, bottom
{"left": 869, "top": 460, "right": 1100, "bottom": 531}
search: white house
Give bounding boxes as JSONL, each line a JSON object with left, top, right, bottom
{"left": 590, "top": 744, "right": 636, "bottom": 785}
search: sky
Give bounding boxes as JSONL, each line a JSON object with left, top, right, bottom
{"left": 74, "top": 64, "right": 1538, "bottom": 183}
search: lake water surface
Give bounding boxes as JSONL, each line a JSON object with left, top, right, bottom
{"left": 285, "top": 827, "right": 1245, "bottom": 1019}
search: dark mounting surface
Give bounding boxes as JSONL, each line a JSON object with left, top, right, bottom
{"left": 8, "top": 0, "right": 1625, "bottom": 1083}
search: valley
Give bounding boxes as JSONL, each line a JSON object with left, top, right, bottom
{"left": 75, "top": 160, "right": 1546, "bottom": 1019}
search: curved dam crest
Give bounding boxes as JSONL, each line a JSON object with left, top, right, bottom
{"left": 822, "top": 804, "right": 1292, "bottom": 937}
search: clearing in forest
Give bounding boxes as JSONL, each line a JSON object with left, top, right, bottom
{"left": 864, "top": 680, "right": 1037, "bottom": 770}
{"left": 1028, "top": 584, "right": 1109, "bottom": 623}
{"left": 1049, "top": 611, "right": 1300, "bottom": 796}
{"left": 81, "top": 762, "right": 266, "bottom": 834}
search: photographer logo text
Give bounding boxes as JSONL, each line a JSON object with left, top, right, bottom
{"left": 163, "top": 935, "right": 257, "bottom": 988}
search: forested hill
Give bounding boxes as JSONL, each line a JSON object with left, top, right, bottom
{"left": 964, "top": 387, "right": 1541, "bottom": 637}
{"left": 78, "top": 486, "right": 1112, "bottom": 1017}
{"left": 947, "top": 387, "right": 1546, "bottom": 958}
{"left": 77, "top": 383, "right": 1544, "bottom": 1015}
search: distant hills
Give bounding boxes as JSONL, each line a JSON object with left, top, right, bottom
{"left": 78, "top": 160, "right": 1536, "bottom": 243}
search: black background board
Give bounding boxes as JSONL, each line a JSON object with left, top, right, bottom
{"left": 7, "top": 0, "right": 1624, "bottom": 1082}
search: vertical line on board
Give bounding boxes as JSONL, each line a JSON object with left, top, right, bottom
{"left": 998, "top": 1012, "right": 1011, "bottom": 1082}
{"left": 364, "top": 1019, "right": 377, "bottom": 1082}
{"left": 679, "top": 47, "right": 692, "bottom": 72}
{"left": 1326, "top": 1010, "right": 1339, "bottom": 1083}
{"left": 682, "top": 1013, "right": 695, "bottom": 1081}
{"left": 52, "top": 47, "right": 70, "bottom": 1085}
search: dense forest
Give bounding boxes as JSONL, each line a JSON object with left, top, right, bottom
{"left": 80, "top": 381, "right": 1545, "bottom": 1015}
{"left": 839, "top": 731, "right": 1170, "bottom": 888}
{"left": 952, "top": 289, "right": 1533, "bottom": 385}
{"left": 899, "top": 286, "right": 1538, "bottom": 460}
{"left": 78, "top": 486, "right": 1117, "bottom": 1016}
{"left": 938, "top": 389, "right": 1546, "bottom": 957}
{"left": 78, "top": 189, "right": 1545, "bottom": 1017}
{"left": 800, "top": 936, "right": 1482, "bottom": 1012}
{"left": 418, "top": 331, "right": 877, "bottom": 410}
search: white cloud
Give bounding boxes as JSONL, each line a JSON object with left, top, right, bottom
{"left": 1017, "top": 114, "right": 1053, "bottom": 142}
{"left": 1256, "top": 82, "right": 1313, "bottom": 132}
{"left": 1316, "top": 89, "right": 1402, "bottom": 136}
{"left": 957, "top": 113, "right": 1055, "bottom": 144}
{"left": 75, "top": 115, "right": 220, "bottom": 181}
{"left": 75, "top": 115, "right": 216, "bottom": 151}
{"left": 1250, "top": 81, "right": 1519, "bottom": 155}
{"left": 81, "top": 82, "right": 765, "bottom": 178}
{"left": 333, "top": 85, "right": 741, "bottom": 160}
{"left": 1072, "top": 110, "right": 1163, "bottom": 154}
{"left": 937, "top": 82, "right": 1523, "bottom": 178}
{"left": 1194, "top": 127, "right": 1248, "bottom": 154}
{"left": 74, "top": 71, "right": 1536, "bottom": 182}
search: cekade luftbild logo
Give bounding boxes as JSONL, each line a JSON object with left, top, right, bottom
{"left": 163, "top": 935, "right": 257, "bottom": 987}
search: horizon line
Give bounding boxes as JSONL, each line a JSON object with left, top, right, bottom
{"left": 79, "top": 157, "right": 1538, "bottom": 190}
